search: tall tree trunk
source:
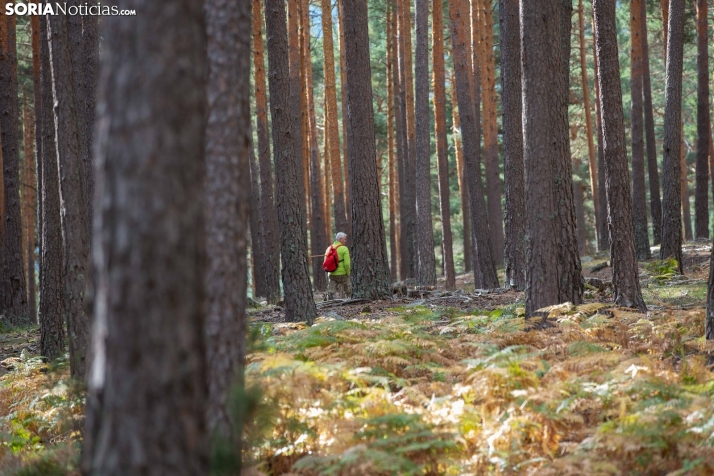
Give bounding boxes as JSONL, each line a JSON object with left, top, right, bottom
{"left": 433, "top": 0, "right": 455, "bottom": 289}
{"left": 38, "top": 12, "right": 65, "bottom": 360}
{"left": 499, "top": 0, "right": 526, "bottom": 290}
{"left": 249, "top": 142, "right": 265, "bottom": 300}
{"left": 414, "top": 0, "right": 436, "bottom": 286}
{"left": 448, "top": 0, "right": 499, "bottom": 289}
{"left": 204, "top": 0, "right": 250, "bottom": 439}
{"left": 554, "top": 0, "right": 583, "bottom": 305}
{"left": 659, "top": 0, "right": 685, "bottom": 273}
{"left": 299, "top": 1, "right": 311, "bottom": 233}
{"left": 321, "top": 0, "right": 348, "bottom": 237}
{"left": 641, "top": 0, "right": 661, "bottom": 245}
{"left": 252, "top": 0, "right": 281, "bottom": 304}
{"left": 450, "top": 75, "right": 472, "bottom": 273}
{"left": 82, "top": 5, "right": 99, "bottom": 181}
{"left": 592, "top": 15, "right": 608, "bottom": 252}
{"left": 47, "top": 12, "right": 91, "bottom": 379}
{"left": 82, "top": 0, "right": 209, "bottom": 471}
{"left": 265, "top": 0, "right": 317, "bottom": 323}
{"left": 31, "top": 13, "right": 42, "bottom": 320}
{"left": 477, "top": 0, "right": 504, "bottom": 265}
{"left": 695, "top": 0, "right": 709, "bottom": 239}
{"left": 303, "top": 0, "right": 328, "bottom": 292}
{"left": 342, "top": 0, "right": 392, "bottom": 299}
{"left": 578, "top": 0, "right": 600, "bottom": 249}
{"left": 22, "top": 95, "right": 37, "bottom": 322}
{"left": 0, "top": 1, "right": 28, "bottom": 322}
{"left": 337, "top": 0, "right": 351, "bottom": 234}
{"left": 387, "top": 4, "right": 399, "bottom": 283}
{"left": 630, "top": 0, "right": 651, "bottom": 260}
{"left": 682, "top": 130, "right": 693, "bottom": 241}
{"left": 573, "top": 176, "right": 586, "bottom": 254}
{"left": 521, "top": 0, "right": 564, "bottom": 317}
{"left": 592, "top": 0, "right": 646, "bottom": 310}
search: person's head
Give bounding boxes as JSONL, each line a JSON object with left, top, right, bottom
{"left": 336, "top": 232, "right": 347, "bottom": 245}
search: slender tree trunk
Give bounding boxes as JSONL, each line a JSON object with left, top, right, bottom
{"left": 321, "top": 0, "right": 348, "bottom": 237}
{"left": 82, "top": 4, "right": 99, "bottom": 182}
{"left": 82, "top": 0, "right": 209, "bottom": 471}
{"left": 342, "top": 0, "right": 392, "bottom": 299}
{"left": 554, "top": 0, "right": 583, "bottom": 305}
{"left": 265, "top": 0, "right": 317, "bottom": 323}
{"left": 709, "top": 120, "right": 714, "bottom": 201}
{"left": 249, "top": 141, "right": 265, "bottom": 300}
{"left": 450, "top": 75, "right": 472, "bottom": 273}
{"left": 499, "top": 0, "right": 526, "bottom": 289}
{"left": 38, "top": 12, "right": 65, "bottom": 360}
{"left": 694, "top": 0, "right": 709, "bottom": 239}
{"left": 578, "top": 0, "right": 600, "bottom": 249}
{"left": 521, "top": 0, "right": 563, "bottom": 317}
{"left": 682, "top": 130, "right": 693, "bottom": 241}
{"left": 641, "top": 0, "right": 661, "bottom": 245}
{"left": 387, "top": 5, "right": 399, "bottom": 283}
{"left": 47, "top": 12, "right": 91, "bottom": 379}
{"left": 22, "top": 95, "right": 37, "bottom": 322}
{"left": 303, "top": 0, "right": 327, "bottom": 292}
{"left": 204, "top": 0, "right": 250, "bottom": 440}
{"left": 252, "top": 0, "right": 281, "bottom": 304}
{"left": 477, "top": 0, "right": 504, "bottom": 265}
{"left": 31, "top": 13, "right": 42, "bottom": 320}
{"left": 414, "top": 0, "right": 436, "bottom": 286}
{"left": 337, "top": 0, "right": 351, "bottom": 234}
{"left": 448, "top": 0, "right": 498, "bottom": 289}
{"left": 659, "top": 0, "right": 685, "bottom": 273}
{"left": 592, "top": 15, "right": 608, "bottom": 252}
{"left": 630, "top": 0, "right": 651, "bottom": 260}
{"left": 573, "top": 176, "right": 587, "bottom": 254}
{"left": 0, "top": 1, "right": 28, "bottom": 322}
{"left": 592, "top": 0, "right": 646, "bottom": 310}
{"left": 707, "top": 244, "right": 714, "bottom": 339}
{"left": 433, "top": 0, "right": 455, "bottom": 289}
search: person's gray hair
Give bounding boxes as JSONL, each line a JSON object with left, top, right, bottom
{"left": 336, "top": 232, "right": 347, "bottom": 241}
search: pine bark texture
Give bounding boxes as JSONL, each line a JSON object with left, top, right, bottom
{"left": 387, "top": 5, "right": 399, "bottom": 282}
{"left": 451, "top": 77, "right": 472, "bottom": 273}
{"left": 337, "top": 0, "right": 352, "bottom": 237}
{"left": 82, "top": 0, "right": 209, "bottom": 472}
{"left": 499, "top": 0, "right": 526, "bottom": 290}
{"left": 265, "top": 0, "right": 317, "bottom": 323}
{"left": 641, "top": 0, "right": 661, "bottom": 245}
{"left": 321, "top": 0, "right": 349, "bottom": 237}
{"left": 477, "top": 0, "right": 504, "bottom": 266}
{"left": 433, "top": 0, "right": 455, "bottom": 289}
{"left": 592, "top": 0, "right": 646, "bottom": 311}
{"left": 521, "top": 0, "right": 563, "bottom": 317}
{"left": 31, "top": 14, "right": 42, "bottom": 320}
{"left": 660, "top": 0, "right": 685, "bottom": 273}
{"left": 204, "top": 0, "right": 250, "bottom": 438}
{"left": 0, "top": 2, "right": 28, "bottom": 322}
{"left": 39, "top": 13, "right": 65, "bottom": 360}
{"left": 47, "top": 12, "right": 91, "bottom": 379}
{"left": 342, "top": 0, "right": 392, "bottom": 299}
{"left": 630, "top": 0, "right": 651, "bottom": 260}
{"left": 448, "top": 0, "right": 499, "bottom": 289}
{"left": 682, "top": 131, "right": 693, "bottom": 242}
{"left": 694, "top": 0, "right": 709, "bottom": 239}
{"left": 414, "top": 0, "right": 436, "bottom": 286}
{"left": 22, "top": 96, "right": 37, "bottom": 322}
{"left": 249, "top": 143, "right": 265, "bottom": 299}
{"left": 593, "top": 16, "right": 609, "bottom": 252}
{"left": 252, "top": 0, "right": 281, "bottom": 303}
{"left": 287, "top": 0, "right": 307, "bottom": 230}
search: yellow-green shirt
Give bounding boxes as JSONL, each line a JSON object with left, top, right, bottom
{"left": 325, "top": 241, "right": 350, "bottom": 276}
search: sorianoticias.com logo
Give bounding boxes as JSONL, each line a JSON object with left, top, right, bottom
{"left": 5, "top": 2, "right": 136, "bottom": 16}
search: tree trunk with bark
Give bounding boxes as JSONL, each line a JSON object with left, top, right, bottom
{"left": 249, "top": 142, "right": 265, "bottom": 299}
{"left": 341, "top": 0, "right": 392, "bottom": 299}
{"left": 414, "top": 0, "right": 436, "bottom": 286}
{"left": 592, "top": 15, "right": 608, "bottom": 252}
{"left": 337, "top": 0, "right": 352, "bottom": 235}
{"left": 592, "top": 0, "right": 647, "bottom": 311}
{"left": 82, "top": 0, "right": 209, "bottom": 471}
{"left": 641, "top": 0, "right": 661, "bottom": 245}
{"left": 682, "top": 131, "right": 693, "bottom": 241}
{"left": 499, "top": 0, "right": 526, "bottom": 290}
{"left": 204, "top": 0, "right": 250, "bottom": 439}
{"left": 450, "top": 75, "right": 472, "bottom": 273}
{"left": 252, "top": 0, "right": 281, "bottom": 303}
{"left": 448, "top": 0, "right": 498, "bottom": 289}
{"left": 265, "top": 0, "right": 317, "bottom": 323}
{"left": 0, "top": 2, "right": 28, "bottom": 323}
{"left": 47, "top": 12, "right": 91, "bottom": 379}
{"left": 22, "top": 95, "right": 37, "bottom": 322}
{"left": 630, "top": 0, "right": 651, "bottom": 260}
{"left": 387, "top": 4, "right": 399, "bottom": 282}
{"left": 695, "top": 0, "right": 709, "bottom": 239}
{"left": 433, "top": 0, "right": 455, "bottom": 289}
{"left": 38, "top": 12, "right": 65, "bottom": 360}
{"left": 321, "top": 0, "right": 349, "bottom": 238}
{"left": 31, "top": 13, "right": 42, "bottom": 320}
{"left": 660, "top": 0, "right": 685, "bottom": 272}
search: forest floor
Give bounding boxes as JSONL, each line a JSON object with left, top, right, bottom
{"left": 2, "top": 244, "right": 714, "bottom": 475}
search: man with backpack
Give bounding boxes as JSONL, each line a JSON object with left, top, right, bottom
{"left": 323, "top": 232, "right": 351, "bottom": 300}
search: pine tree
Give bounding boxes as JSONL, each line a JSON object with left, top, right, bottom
{"left": 694, "top": 0, "right": 709, "bottom": 239}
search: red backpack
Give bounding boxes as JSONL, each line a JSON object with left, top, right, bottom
{"left": 322, "top": 244, "right": 342, "bottom": 272}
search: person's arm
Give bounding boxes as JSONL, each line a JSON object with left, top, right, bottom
{"left": 342, "top": 247, "right": 350, "bottom": 275}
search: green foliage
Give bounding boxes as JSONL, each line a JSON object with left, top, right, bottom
{"left": 644, "top": 258, "right": 681, "bottom": 283}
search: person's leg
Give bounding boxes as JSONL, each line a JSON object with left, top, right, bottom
{"left": 326, "top": 275, "right": 336, "bottom": 300}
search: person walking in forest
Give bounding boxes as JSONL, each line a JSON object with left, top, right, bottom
{"left": 323, "top": 232, "right": 351, "bottom": 299}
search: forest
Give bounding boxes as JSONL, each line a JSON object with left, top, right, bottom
{"left": 1, "top": 0, "right": 714, "bottom": 474}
